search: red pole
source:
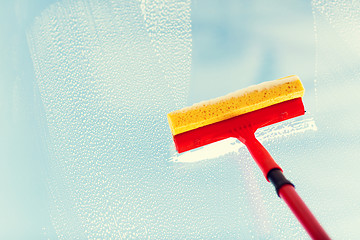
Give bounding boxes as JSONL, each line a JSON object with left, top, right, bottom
{"left": 279, "top": 185, "right": 330, "bottom": 240}
{"left": 244, "top": 135, "right": 330, "bottom": 239}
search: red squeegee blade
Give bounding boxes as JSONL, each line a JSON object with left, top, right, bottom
{"left": 173, "top": 97, "right": 305, "bottom": 153}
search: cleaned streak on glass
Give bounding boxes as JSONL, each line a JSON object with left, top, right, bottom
{"left": 28, "top": 0, "right": 191, "bottom": 238}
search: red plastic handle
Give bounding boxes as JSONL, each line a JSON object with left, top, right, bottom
{"left": 243, "top": 135, "right": 330, "bottom": 239}
{"left": 242, "top": 133, "right": 281, "bottom": 181}
{"left": 279, "top": 185, "right": 330, "bottom": 240}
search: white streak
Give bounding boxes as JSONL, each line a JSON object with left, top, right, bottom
{"left": 171, "top": 118, "right": 317, "bottom": 163}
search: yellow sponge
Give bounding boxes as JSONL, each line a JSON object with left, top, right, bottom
{"left": 167, "top": 75, "right": 304, "bottom": 136}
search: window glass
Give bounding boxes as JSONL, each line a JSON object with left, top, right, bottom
{"left": 1, "top": 0, "right": 358, "bottom": 239}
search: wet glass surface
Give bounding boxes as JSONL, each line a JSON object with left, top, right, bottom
{"left": 1, "top": 0, "right": 359, "bottom": 239}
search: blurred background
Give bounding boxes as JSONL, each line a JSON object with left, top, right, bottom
{"left": 1, "top": 0, "right": 359, "bottom": 239}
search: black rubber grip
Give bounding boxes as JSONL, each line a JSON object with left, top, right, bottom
{"left": 267, "top": 168, "right": 294, "bottom": 197}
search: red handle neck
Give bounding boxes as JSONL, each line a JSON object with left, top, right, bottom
{"left": 237, "top": 131, "right": 281, "bottom": 181}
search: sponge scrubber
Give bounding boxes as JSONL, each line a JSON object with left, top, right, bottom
{"left": 167, "top": 75, "right": 304, "bottom": 136}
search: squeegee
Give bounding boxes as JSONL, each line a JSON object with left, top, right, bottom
{"left": 167, "top": 75, "right": 330, "bottom": 239}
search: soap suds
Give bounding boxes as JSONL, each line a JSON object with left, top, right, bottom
{"left": 28, "top": 0, "right": 192, "bottom": 238}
